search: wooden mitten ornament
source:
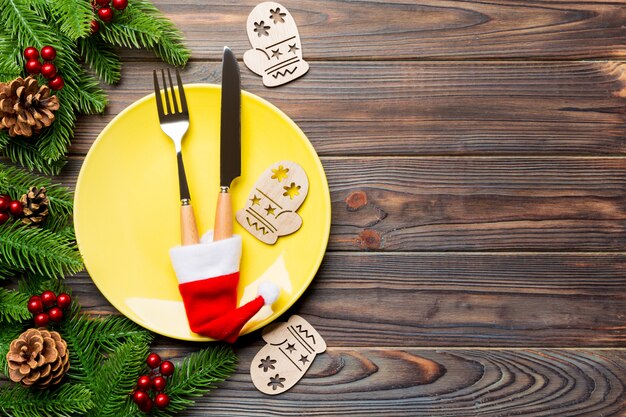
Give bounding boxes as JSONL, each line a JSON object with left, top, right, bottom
{"left": 251, "top": 315, "right": 326, "bottom": 395}
{"left": 236, "top": 160, "right": 308, "bottom": 244}
{"left": 243, "top": 2, "right": 309, "bottom": 87}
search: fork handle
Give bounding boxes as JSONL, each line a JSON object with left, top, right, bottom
{"left": 180, "top": 202, "right": 199, "bottom": 245}
{"left": 213, "top": 187, "right": 233, "bottom": 241}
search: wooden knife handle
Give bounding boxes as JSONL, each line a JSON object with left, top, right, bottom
{"left": 180, "top": 204, "right": 200, "bottom": 245}
{"left": 213, "top": 190, "right": 233, "bottom": 241}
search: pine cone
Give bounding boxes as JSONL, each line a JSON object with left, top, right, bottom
{"left": 0, "top": 76, "right": 60, "bottom": 137}
{"left": 6, "top": 328, "right": 70, "bottom": 388}
{"left": 20, "top": 186, "right": 49, "bottom": 226}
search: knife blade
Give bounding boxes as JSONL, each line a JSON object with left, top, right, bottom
{"left": 214, "top": 46, "right": 241, "bottom": 241}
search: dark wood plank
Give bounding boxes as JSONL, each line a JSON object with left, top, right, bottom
{"left": 66, "top": 252, "right": 626, "bottom": 347}
{"left": 138, "top": 346, "right": 626, "bottom": 416}
{"left": 128, "top": 0, "right": 626, "bottom": 60}
{"left": 71, "top": 61, "right": 626, "bottom": 156}
{"left": 59, "top": 156, "right": 626, "bottom": 252}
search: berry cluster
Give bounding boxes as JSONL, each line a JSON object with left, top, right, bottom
{"left": 28, "top": 291, "right": 72, "bottom": 327}
{"left": 132, "top": 353, "right": 174, "bottom": 412}
{"left": 0, "top": 194, "right": 23, "bottom": 225}
{"left": 91, "top": 0, "right": 128, "bottom": 33}
{"left": 23, "top": 46, "right": 64, "bottom": 91}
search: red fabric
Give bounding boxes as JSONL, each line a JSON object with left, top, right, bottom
{"left": 178, "top": 272, "right": 265, "bottom": 343}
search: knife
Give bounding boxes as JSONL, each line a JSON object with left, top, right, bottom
{"left": 214, "top": 46, "right": 241, "bottom": 241}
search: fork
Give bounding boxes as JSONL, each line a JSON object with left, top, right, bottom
{"left": 153, "top": 68, "right": 199, "bottom": 245}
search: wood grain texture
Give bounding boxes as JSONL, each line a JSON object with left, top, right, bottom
{"left": 66, "top": 252, "right": 626, "bottom": 346}
{"left": 136, "top": 346, "right": 626, "bottom": 416}
{"left": 124, "top": 0, "right": 626, "bottom": 60}
{"left": 70, "top": 61, "right": 626, "bottom": 156}
{"left": 60, "top": 156, "right": 626, "bottom": 251}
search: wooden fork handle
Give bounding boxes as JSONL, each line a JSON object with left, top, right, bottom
{"left": 180, "top": 203, "right": 200, "bottom": 245}
{"left": 213, "top": 188, "right": 233, "bottom": 241}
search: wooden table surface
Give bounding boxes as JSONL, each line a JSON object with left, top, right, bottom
{"left": 63, "top": 1, "right": 626, "bottom": 415}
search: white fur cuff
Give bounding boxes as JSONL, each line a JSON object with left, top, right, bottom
{"left": 169, "top": 232, "right": 242, "bottom": 284}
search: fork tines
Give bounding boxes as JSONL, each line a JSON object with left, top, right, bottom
{"left": 153, "top": 68, "right": 188, "bottom": 119}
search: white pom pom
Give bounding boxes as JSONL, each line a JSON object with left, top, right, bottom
{"left": 258, "top": 282, "right": 280, "bottom": 305}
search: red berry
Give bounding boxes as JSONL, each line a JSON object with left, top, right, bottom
{"left": 25, "top": 59, "right": 41, "bottom": 75}
{"left": 111, "top": 0, "right": 128, "bottom": 10}
{"left": 27, "top": 297, "right": 44, "bottom": 314}
{"left": 0, "top": 212, "right": 8, "bottom": 225}
{"left": 48, "top": 75, "right": 64, "bottom": 90}
{"left": 56, "top": 293, "right": 72, "bottom": 309}
{"left": 8, "top": 200, "right": 22, "bottom": 216}
{"left": 0, "top": 195, "right": 10, "bottom": 211}
{"left": 136, "top": 375, "right": 151, "bottom": 390}
{"left": 154, "top": 393, "right": 170, "bottom": 409}
{"left": 159, "top": 360, "right": 174, "bottom": 376}
{"left": 151, "top": 375, "right": 166, "bottom": 392}
{"left": 40, "top": 62, "right": 57, "bottom": 79}
{"left": 146, "top": 353, "right": 161, "bottom": 369}
{"left": 96, "top": 0, "right": 110, "bottom": 5}
{"left": 34, "top": 312, "right": 49, "bottom": 327}
{"left": 132, "top": 389, "right": 149, "bottom": 405}
{"left": 40, "top": 290, "right": 56, "bottom": 307}
{"left": 138, "top": 398, "right": 153, "bottom": 413}
{"left": 97, "top": 6, "right": 114, "bottom": 22}
{"left": 48, "top": 307, "right": 63, "bottom": 323}
{"left": 90, "top": 20, "right": 100, "bottom": 33}
{"left": 23, "top": 47, "right": 39, "bottom": 60}
{"left": 40, "top": 45, "right": 56, "bottom": 61}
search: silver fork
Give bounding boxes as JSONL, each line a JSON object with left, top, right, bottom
{"left": 153, "top": 68, "right": 199, "bottom": 245}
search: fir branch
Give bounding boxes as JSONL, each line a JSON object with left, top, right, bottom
{"left": 0, "top": 0, "right": 59, "bottom": 51}
{"left": 2, "top": 139, "right": 67, "bottom": 176}
{"left": 35, "top": 90, "right": 78, "bottom": 162}
{"left": 79, "top": 36, "right": 122, "bottom": 85}
{"left": 0, "top": 221, "right": 83, "bottom": 279}
{"left": 0, "top": 28, "right": 21, "bottom": 82}
{"left": 0, "top": 383, "right": 93, "bottom": 417}
{"left": 86, "top": 340, "right": 149, "bottom": 417}
{"left": 0, "top": 287, "right": 30, "bottom": 323}
{"left": 98, "top": 1, "right": 190, "bottom": 66}
{"left": 146, "top": 346, "right": 238, "bottom": 415}
{"left": 49, "top": 0, "right": 92, "bottom": 40}
{"left": 129, "top": 0, "right": 191, "bottom": 66}
{"left": 0, "top": 162, "right": 74, "bottom": 232}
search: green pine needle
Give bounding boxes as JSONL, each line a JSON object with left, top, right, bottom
{"left": 0, "top": 383, "right": 93, "bottom": 417}
{"left": 0, "top": 0, "right": 59, "bottom": 50}
{"left": 80, "top": 36, "right": 122, "bottom": 85}
{"left": 0, "top": 287, "right": 30, "bottom": 323}
{"left": 87, "top": 340, "right": 150, "bottom": 417}
{"left": 49, "top": 0, "right": 92, "bottom": 40}
{"left": 2, "top": 139, "right": 67, "bottom": 176}
{"left": 0, "top": 221, "right": 83, "bottom": 279}
{"left": 0, "top": 262, "right": 18, "bottom": 280}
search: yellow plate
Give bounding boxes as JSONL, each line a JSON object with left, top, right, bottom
{"left": 74, "top": 85, "right": 331, "bottom": 341}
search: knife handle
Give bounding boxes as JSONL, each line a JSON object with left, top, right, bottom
{"left": 213, "top": 188, "right": 233, "bottom": 241}
{"left": 180, "top": 202, "right": 200, "bottom": 245}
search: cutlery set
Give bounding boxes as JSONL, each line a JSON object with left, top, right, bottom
{"left": 153, "top": 47, "right": 241, "bottom": 245}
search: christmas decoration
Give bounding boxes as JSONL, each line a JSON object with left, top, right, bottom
{"left": 27, "top": 290, "right": 71, "bottom": 326}
{"left": 170, "top": 231, "right": 280, "bottom": 342}
{"left": 0, "top": 77, "right": 60, "bottom": 138}
{"left": 0, "top": 164, "right": 81, "bottom": 281}
{"left": 8, "top": 199, "right": 23, "bottom": 216}
{"left": 6, "top": 328, "right": 70, "bottom": 388}
{"left": 40, "top": 63, "right": 57, "bottom": 79}
{"left": 0, "top": 0, "right": 190, "bottom": 175}
{"left": 0, "top": 273, "right": 238, "bottom": 416}
{"left": 20, "top": 186, "right": 50, "bottom": 226}
{"left": 131, "top": 351, "right": 177, "bottom": 413}
{"left": 244, "top": 2, "right": 309, "bottom": 87}
{"left": 40, "top": 46, "right": 57, "bottom": 62}
{"left": 251, "top": 315, "right": 326, "bottom": 395}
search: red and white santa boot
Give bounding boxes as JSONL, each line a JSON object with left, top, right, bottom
{"left": 170, "top": 232, "right": 279, "bottom": 343}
